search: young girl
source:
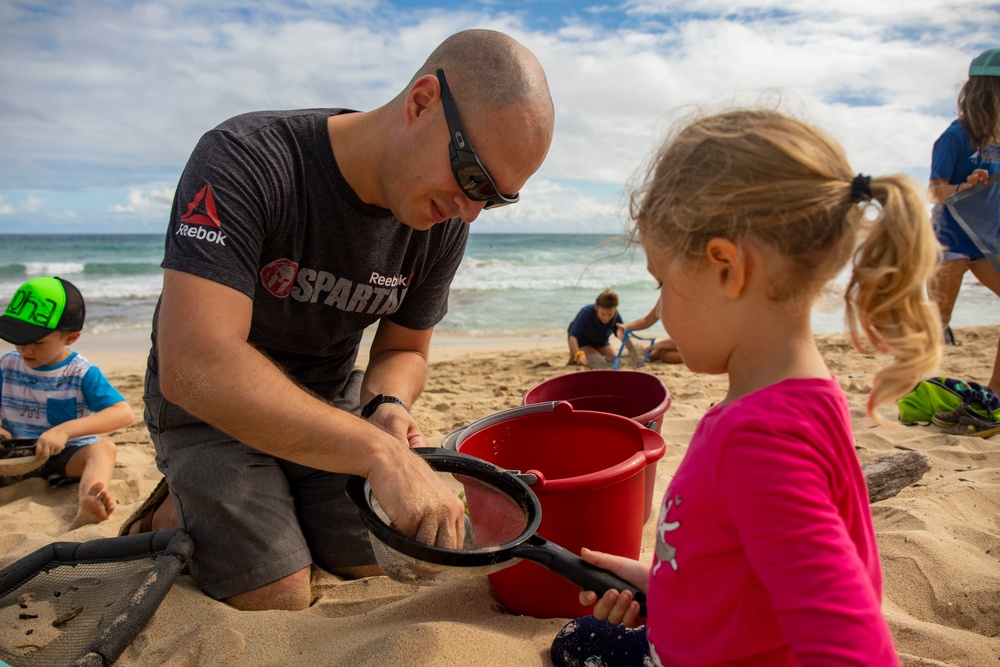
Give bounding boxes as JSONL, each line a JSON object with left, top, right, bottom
{"left": 550, "top": 109, "right": 942, "bottom": 666}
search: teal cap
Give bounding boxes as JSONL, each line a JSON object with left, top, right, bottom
{"left": 969, "top": 47, "right": 1000, "bottom": 77}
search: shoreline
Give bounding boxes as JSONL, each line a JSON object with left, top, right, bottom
{"left": 0, "top": 328, "right": 573, "bottom": 368}
{"left": 2, "top": 324, "right": 996, "bottom": 375}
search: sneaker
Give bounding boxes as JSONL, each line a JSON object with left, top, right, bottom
{"left": 931, "top": 410, "right": 960, "bottom": 429}
{"left": 942, "top": 404, "right": 1000, "bottom": 438}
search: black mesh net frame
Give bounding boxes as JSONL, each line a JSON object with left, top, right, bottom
{"left": 0, "top": 529, "right": 192, "bottom": 667}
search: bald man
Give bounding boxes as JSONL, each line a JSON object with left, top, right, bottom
{"left": 131, "top": 29, "right": 554, "bottom": 611}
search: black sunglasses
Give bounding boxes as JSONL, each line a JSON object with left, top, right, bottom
{"left": 436, "top": 69, "right": 519, "bottom": 209}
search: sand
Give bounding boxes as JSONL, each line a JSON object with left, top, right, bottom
{"left": 1, "top": 325, "right": 998, "bottom": 666}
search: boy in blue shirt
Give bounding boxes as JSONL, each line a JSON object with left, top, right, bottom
{"left": 0, "top": 277, "right": 133, "bottom": 529}
{"left": 567, "top": 289, "right": 624, "bottom": 366}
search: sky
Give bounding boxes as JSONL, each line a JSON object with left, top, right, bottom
{"left": 0, "top": 0, "right": 998, "bottom": 235}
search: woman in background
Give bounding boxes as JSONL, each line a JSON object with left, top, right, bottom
{"left": 928, "top": 47, "right": 1000, "bottom": 394}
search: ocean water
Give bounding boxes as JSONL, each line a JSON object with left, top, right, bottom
{"left": 0, "top": 233, "right": 997, "bottom": 340}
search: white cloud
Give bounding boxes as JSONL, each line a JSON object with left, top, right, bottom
{"left": 474, "top": 178, "right": 628, "bottom": 234}
{"left": 21, "top": 195, "right": 44, "bottom": 213}
{"left": 0, "top": 1, "right": 997, "bottom": 233}
{"left": 110, "top": 187, "right": 175, "bottom": 215}
{"left": 0, "top": 197, "right": 12, "bottom": 215}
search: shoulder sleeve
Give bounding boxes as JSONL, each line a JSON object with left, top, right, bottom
{"left": 80, "top": 366, "right": 127, "bottom": 413}
{"left": 717, "top": 419, "right": 897, "bottom": 665}
{"left": 567, "top": 306, "right": 589, "bottom": 336}
{"left": 930, "top": 127, "right": 965, "bottom": 182}
{"left": 162, "top": 128, "right": 272, "bottom": 298}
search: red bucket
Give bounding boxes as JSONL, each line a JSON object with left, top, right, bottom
{"left": 523, "top": 370, "right": 671, "bottom": 522}
{"left": 454, "top": 401, "right": 665, "bottom": 619}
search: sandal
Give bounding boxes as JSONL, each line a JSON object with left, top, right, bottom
{"left": 118, "top": 477, "right": 170, "bottom": 537}
{"left": 942, "top": 404, "right": 1000, "bottom": 438}
{"left": 931, "top": 410, "right": 961, "bottom": 429}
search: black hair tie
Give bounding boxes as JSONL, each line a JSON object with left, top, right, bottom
{"left": 849, "top": 173, "right": 872, "bottom": 203}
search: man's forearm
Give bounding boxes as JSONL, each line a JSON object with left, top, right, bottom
{"left": 361, "top": 349, "right": 428, "bottom": 408}
{"left": 162, "top": 339, "right": 394, "bottom": 477}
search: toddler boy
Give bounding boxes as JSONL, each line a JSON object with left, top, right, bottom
{"left": 0, "top": 277, "right": 133, "bottom": 529}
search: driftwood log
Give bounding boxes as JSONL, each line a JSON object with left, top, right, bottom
{"left": 861, "top": 451, "right": 932, "bottom": 503}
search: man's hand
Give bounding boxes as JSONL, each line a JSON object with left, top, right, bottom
{"left": 365, "top": 447, "right": 465, "bottom": 549}
{"left": 35, "top": 426, "right": 70, "bottom": 459}
{"left": 0, "top": 427, "right": 12, "bottom": 441}
{"left": 368, "top": 403, "right": 429, "bottom": 449}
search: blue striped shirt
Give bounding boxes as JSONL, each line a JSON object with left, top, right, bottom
{"left": 0, "top": 350, "right": 126, "bottom": 444}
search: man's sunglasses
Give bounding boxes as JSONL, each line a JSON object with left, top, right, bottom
{"left": 436, "top": 69, "right": 519, "bottom": 209}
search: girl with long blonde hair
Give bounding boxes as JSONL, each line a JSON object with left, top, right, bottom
{"left": 551, "top": 108, "right": 941, "bottom": 667}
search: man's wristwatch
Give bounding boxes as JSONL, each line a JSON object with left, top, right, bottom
{"left": 361, "top": 394, "right": 406, "bottom": 419}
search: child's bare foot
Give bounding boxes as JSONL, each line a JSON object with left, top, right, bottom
{"left": 70, "top": 482, "right": 116, "bottom": 530}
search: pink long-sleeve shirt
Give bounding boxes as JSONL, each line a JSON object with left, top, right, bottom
{"left": 646, "top": 377, "right": 899, "bottom": 666}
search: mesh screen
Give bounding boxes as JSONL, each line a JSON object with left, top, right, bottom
{"left": 368, "top": 470, "right": 532, "bottom": 585}
{"left": 945, "top": 176, "right": 1000, "bottom": 271}
{"left": 614, "top": 331, "right": 655, "bottom": 370}
{"left": 0, "top": 556, "right": 160, "bottom": 667}
{"left": 947, "top": 177, "right": 1000, "bottom": 258}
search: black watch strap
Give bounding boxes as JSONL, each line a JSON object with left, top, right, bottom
{"left": 361, "top": 394, "right": 406, "bottom": 419}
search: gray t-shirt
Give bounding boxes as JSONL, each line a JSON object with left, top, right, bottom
{"left": 147, "top": 109, "right": 469, "bottom": 405}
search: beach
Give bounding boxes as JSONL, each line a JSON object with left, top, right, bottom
{"left": 1, "top": 325, "right": 999, "bottom": 666}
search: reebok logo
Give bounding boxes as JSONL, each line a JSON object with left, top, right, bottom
{"left": 181, "top": 184, "right": 221, "bottom": 227}
{"left": 175, "top": 224, "right": 227, "bottom": 245}
{"left": 370, "top": 272, "right": 409, "bottom": 288}
{"left": 176, "top": 183, "right": 226, "bottom": 244}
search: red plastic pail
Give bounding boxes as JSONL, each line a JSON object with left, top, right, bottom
{"left": 455, "top": 401, "right": 665, "bottom": 619}
{"left": 523, "top": 370, "right": 671, "bottom": 522}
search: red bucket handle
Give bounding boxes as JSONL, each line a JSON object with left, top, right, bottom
{"left": 524, "top": 450, "right": 648, "bottom": 495}
{"left": 641, "top": 427, "right": 666, "bottom": 464}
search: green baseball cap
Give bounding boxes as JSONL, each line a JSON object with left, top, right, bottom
{"left": 0, "top": 277, "right": 86, "bottom": 345}
{"left": 970, "top": 47, "right": 1000, "bottom": 77}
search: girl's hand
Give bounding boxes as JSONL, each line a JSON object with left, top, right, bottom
{"left": 576, "top": 548, "right": 649, "bottom": 628}
{"left": 35, "top": 426, "right": 70, "bottom": 459}
{"left": 0, "top": 427, "right": 12, "bottom": 441}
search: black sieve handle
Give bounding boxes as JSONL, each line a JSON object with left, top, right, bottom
{"left": 512, "top": 535, "right": 647, "bottom": 616}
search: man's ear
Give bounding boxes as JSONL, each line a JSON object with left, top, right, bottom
{"left": 705, "top": 238, "right": 746, "bottom": 299}
{"left": 404, "top": 74, "right": 440, "bottom": 124}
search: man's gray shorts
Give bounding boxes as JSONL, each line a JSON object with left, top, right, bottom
{"left": 144, "top": 370, "right": 375, "bottom": 600}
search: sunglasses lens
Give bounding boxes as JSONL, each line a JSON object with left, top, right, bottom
{"left": 472, "top": 180, "right": 499, "bottom": 198}
{"left": 455, "top": 161, "right": 500, "bottom": 200}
